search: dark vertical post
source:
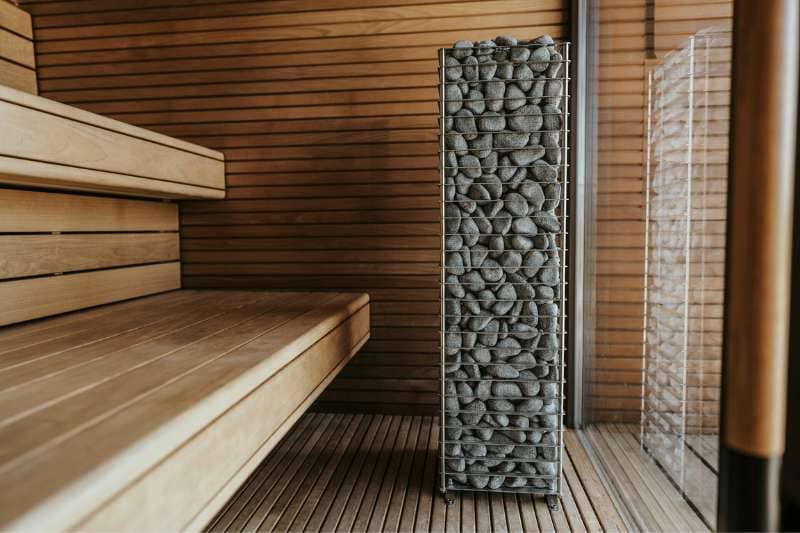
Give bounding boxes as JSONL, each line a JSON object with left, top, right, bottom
{"left": 718, "top": 1, "right": 798, "bottom": 530}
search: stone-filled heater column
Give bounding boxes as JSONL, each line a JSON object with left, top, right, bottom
{"left": 440, "top": 35, "right": 568, "bottom": 494}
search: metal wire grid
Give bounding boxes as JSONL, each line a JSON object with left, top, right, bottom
{"left": 438, "top": 41, "right": 570, "bottom": 497}
{"left": 641, "top": 28, "right": 731, "bottom": 487}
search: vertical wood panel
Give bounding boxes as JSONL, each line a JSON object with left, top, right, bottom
{"left": 23, "top": 0, "right": 569, "bottom": 413}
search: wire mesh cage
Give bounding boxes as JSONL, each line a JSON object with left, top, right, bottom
{"left": 438, "top": 36, "right": 570, "bottom": 498}
{"left": 642, "top": 27, "right": 732, "bottom": 488}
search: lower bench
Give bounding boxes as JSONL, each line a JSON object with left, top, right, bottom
{"left": 0, "top": 289, "right": 369, "bottom": 531}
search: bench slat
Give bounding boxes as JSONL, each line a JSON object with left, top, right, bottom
{"left": 0, "top": 289, "right": 370, "bottom": 531}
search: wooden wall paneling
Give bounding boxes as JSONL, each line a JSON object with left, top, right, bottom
{"left": 22, "top": 0, "right": 569, "bottom": 413}
{"left": 0, "top": 188, "right": 181, "bottom": 327}
{"left": 0, "top": 1, "right": 36, "bottom": 93}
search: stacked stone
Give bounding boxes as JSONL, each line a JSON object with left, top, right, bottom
{"left": 441, "top": 34, "right": 565, "bottom": 493}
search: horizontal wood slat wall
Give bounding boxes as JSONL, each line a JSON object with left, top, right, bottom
{"left": 0, "top": 0, "right": 36, "bottom": 93}
{"left": 0, "top": 188, "right": 181, "bottom": 326}
{"left": 22, "top": 0, "right": 569, "bottom": 413}
{"left": 587, "top": 0, "right": 731, "bottom": 428}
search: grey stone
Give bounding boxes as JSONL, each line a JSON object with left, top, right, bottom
{"left": 488, "top": 476, "right": 506, "bottom": 489}
{"left": 470, "top": 244, "right": 489, "bottom": 268}
{"left": 541, "top": 381, "right": 559, "bottom": 398}
{"left": 522, "top": 250, "right": 546, "bottom": 278}
{"left": 462, "top": 270, "right": 485, "bottom": 292}
{"left": 532, "top": 234, "right": 549, "bottom": 249}
{"left": 542, "top": 103, "right": 561, "bottom": 131}
{"left": 464, "top": 293, "right": 481, "bottom": 314}
{"left": 458, "top": 382, "right": 475, "bottom": 404}
{"left": 543, "top": 182, "right": 560, "bottom": 210}
{"left": 492, "top": 210, "right": 512, "bottom": 234}
{"left": 469, "top": 310, "right": 493, "bottom": 331}
{"left": 454, "top": 108, "right": 478, "bottom": 139}
{"left": 467, "top": 463, "right": 490, "bottom": 489}
{"left": 460, "top": 399, "right": 486, "bottom": 425}
{"left": 447, "top": 458, "right": 466, "bottom": 473}
{"left": 446, "top": 251, "right": 465, "bottom": 275}
{"left": 538, "top": 303, "right": 559, "bottom": 332}
{"left": 495, "top": 61, "right": 513, "bottom": 79}
{"left": 513, "top": 62, "right": 535, "bottom": 91}
{"left": 477, "top": 111, "right": 505, "bottom": 132}
{"left": 445, "top": 234, "right": 462, "bottom": 251}
{"left": 475, "top": 427, "right": 494, "bottom": 441}
{"left": 478, "top": 319, "right": 499, "bottom": 346}
{"left": 504, "top": 429, "right": 527, "bottom": 443}
{"left": 476, "top": 380, "right": 492, "bottom": 401}
{"left": 493, "top": 283, "right": 517, "bottom": 315}
{"left": 519, "top": 181, "right": 545, "bottom": 210}
{"left": 455, "top": 173, "right": 472, "bottom": 195}
{"left": 518, "top": 371, "right": 541, "bottom": 397}
{"left": 544, "top": 79, "right": 562, "bottom": 107}
{"left": 489, "top": 433, "right": 516, "bottom": 455}
{"left": 495, "top": 414, "right": 510, "bottom": 427}
{"left": 494, "top": 337, "right": 521, "bottom": 359}
{"left": 498, "top": 252, "right": 522, "bottom": 276}
{"left": 445, "top": 416, "right": 463, "bottom": 440}
{"left": 445, "top": 381, "right": 459, "bottom": 411}
{"left": 460, "top": 217, "right": 479, "bottom": 246}
{"left": 481, "top": 151, "right": 498, "bottom": 174}
{"left": 477, "top": 289, "right": 495, "bottom": 309}
{"left": 531, "top": 159, "right": 557, "bottom": 182}
{"left": 510, "top": 352, "right": 537, "bottom": 368}
{"left": 504, "top": 192, "right": 528, "bottom": 216}
{"left": 537, "top": 461, "right": 557, "bottom": 476}
{"left": 473, "top": 207, "right": 492, "bottom": 234}
{"left": 505, "top": 476, "right": 527, "bottom": 488}
{"left": 456, "top": 193, "right": 476, "bottom": 214}
{"left": 446, "top": 132, "right": 468, "bottom": 155}
{"left": 462, "top": 436, "right": 488, "bottom": 457}
{"left": 452, "top": 40, "right": 474, "bottom": 59}
{"left": 445, "top": 83, "right": 462, "bottom": 114}
{"left": 537, "top": 333, "right": 559, "bottom": 362}
{"left": 493, "top": 382, "right": 522, "bottom": 398}
{"left": 445, "top": 204, "right": 460, "bottom": 233}
{"left": 467, "top": 183, "right": 492, "bottom": 201}
{"left": 459, "top": 155, "right": 481, "bottom": 179}
{"left": 484, "top": 80, "right": 505, "bottom": 111}
{"left": 458, "top": 81, "right": 469, "bottom": 96}
{"left": 517, "top": 398, "right": 544, "bottom": 413}
{"left": 535, "top": 285, "right": 555, "bottom": 300}
{"left": 446, "top": 275, "right": 465, "bottom": 298}
{"left": 444, "top": 55, "right": 462, "bottom": 81}
{"left": 511, "top": 235, "right": 534, "bottom": 251}
{"left": 546, "top": 50, "right": 563, "bottom": 78}
{"left": 446, "top": 325, "right": 462, "bottom": 354}
{"left": 509, "top": 146, "right": 545, "bottom": 166}
{"left": 478, "top": 56, "right": 497, "bottom": 80}
{"left": 486, "top": 363, "right": 519, "bottom": 380}
{"left": 510, "top": 415, "right": 531, "bottom": 429}
{"left": 520, "top": 301, "right": 539, "bottom": 327}
{"left": 480, "top": 258, "right": 503, "bottom": 282}
{"left": 445, "top": 151, "right": 458, "bottom": 177}
{"left": 528, "top": 79, "right": 545, "bottom": 105}
{"left": 473, "top": 347, "right": 491, "bottom": 363}
{"left": 462, "top": 55, "right": 479, "bottom": 82}
{"left": 538, "top": 255, "right": 560, "bottom": 286}
{"left": 529, "top": 46, "right": 550, "bottom": 72}
{"left": 532, "top": 211, "right": 560, "bottom": 232}
{"left": 533, "top": 34, "right": 555, "bottom": 46}
{"left": 504, "top": 84, "right": 527, "bottom": 110}
{"left": 475, "top": 40, "right": 496, "bottom": 56}
{"left": 488, "top": 399, "right": 515, "bottom": 412}
{"left": 511, "top": 444, "right": 537, "bottom": 460}
{"left": 497, "top": 156, "right": 516, "bottom": 180}
{"left": 543, "top": 130, "right": 561, "bottom": 164}
{"left": 510, "top": 322, "right": 538, "bottom": 339}
{"left": 510, "top": 46, "right": 531, "bottom": 62}
{"left": 507, "top": 104, "right": 543, "bottom": 133}
{"left": 495, "top": 35, "right": 518, "bottom": 47}
{"left": 483, "top": 174, "right": 502, "bottom": 199}
{"left": 469, "top": 133, "right": 493, "bottom": 159}
{"left": 464, "top": 89, "right": 486, "bottom": 114}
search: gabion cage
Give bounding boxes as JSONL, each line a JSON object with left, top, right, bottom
{"left": 439, "top": 35, "right": 569, "bottom": 497}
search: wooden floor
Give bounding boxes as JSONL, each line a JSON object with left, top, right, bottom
{"left": 582, "top": 425, "right": 716, "bottom": 532}
{"left": 208, "top": 413, "right": 632, "bottom": 532}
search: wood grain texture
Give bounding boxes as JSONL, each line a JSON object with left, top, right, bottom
{"left": 21, "top": 0, "right": 568, "bottom": 413}
{"left": 0, "top": 262, "right": 181, "bottom": 326}
{"left": 0, "top": 289, "right": 370, "bottom": 531}
{"left": 0, "top": 85, "right": 225, "bottom": 198}
{"left": 0, "top": 2, "right": 35, "bottom": 93}
{"left": 206, "top": 414, "right": 643, "bottom": 532}
{"left": 0, "top": 233, "right": 179, "bottom": 279}
{"left": 0, "top": 188, "right": 178, "bottom": 232}
{"left": 722, "top": 0, "right": 797, "bottom": 457}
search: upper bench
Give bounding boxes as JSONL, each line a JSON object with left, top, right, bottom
{"left": 0, "top": 85, "right": 225, "bottom": 199}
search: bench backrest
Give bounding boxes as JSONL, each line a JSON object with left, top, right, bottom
{"left": 0, "top": 188, "right": 182, "bottom": 327}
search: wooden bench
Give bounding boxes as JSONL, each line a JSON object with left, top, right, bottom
{"left": 0, "top": 289, "right": 369, "bottom": 531}
{"left": 0, "top": 10, "right": 370, "bottom": 527}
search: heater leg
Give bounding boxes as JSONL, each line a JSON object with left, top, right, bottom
{"left": 546, "top": 494, "right": 560, "bottom": 512}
